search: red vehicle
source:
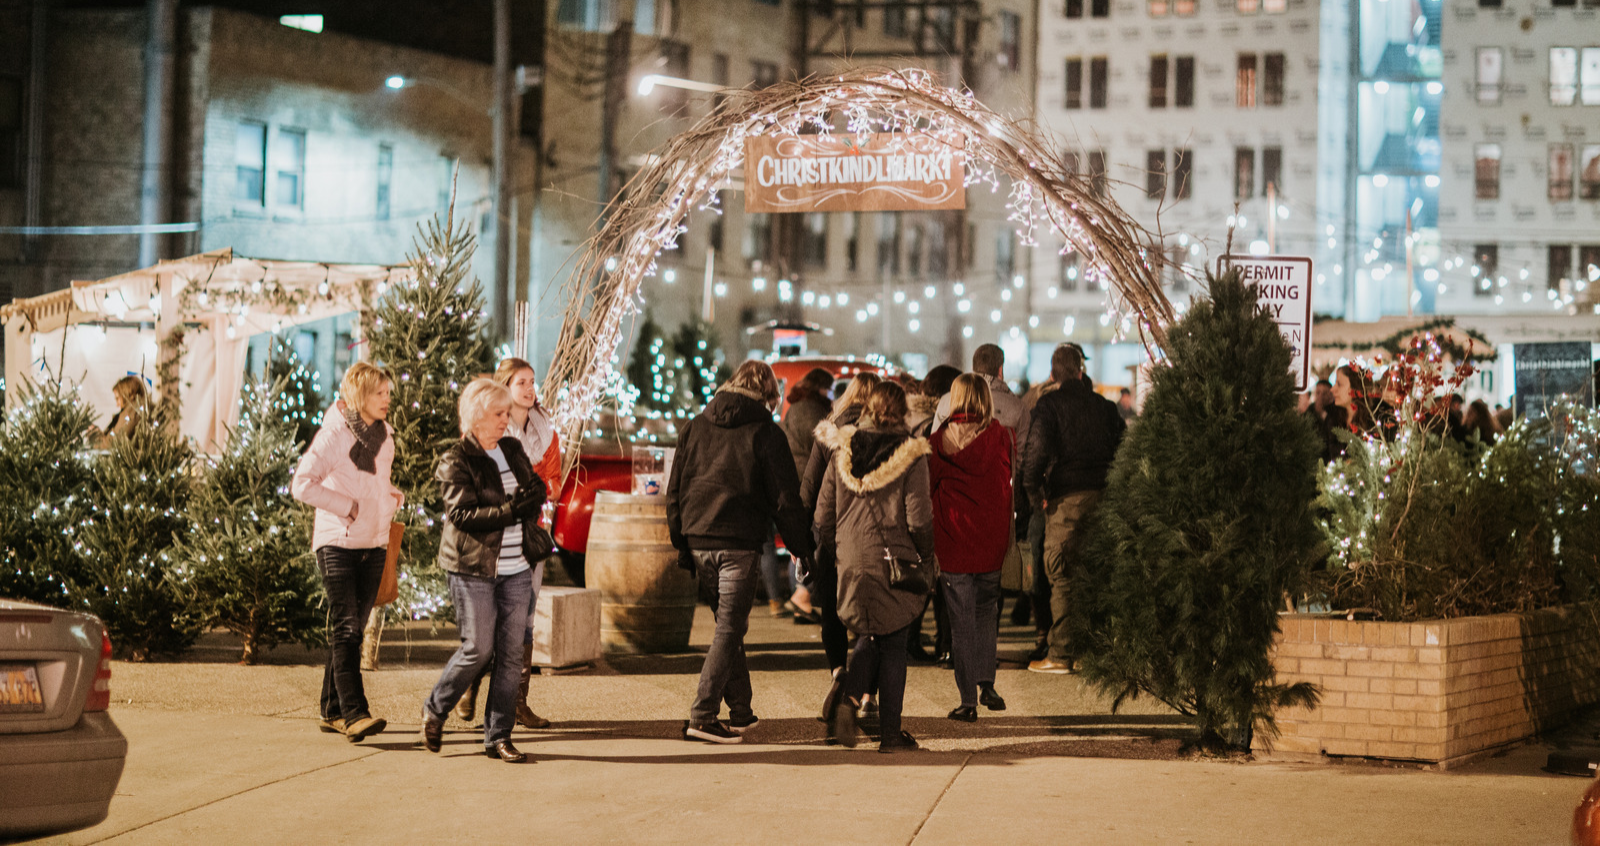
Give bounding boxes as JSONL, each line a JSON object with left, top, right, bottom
{"left": 550, "top": 355, "right": 897, "bottom": 585}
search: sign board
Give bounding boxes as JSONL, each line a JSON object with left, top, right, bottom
{"left": 1220, "top": 255, "right": 1314, "bottom": 391}
{"left": 744, "top": 132, "right": 965, "bottom": 214}
{"left": 1513, "top": 342, "right": 1594, "bottom": 417}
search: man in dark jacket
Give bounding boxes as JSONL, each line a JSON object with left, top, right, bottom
{"left": 1023, "top": 344, "right": 1125, "bottom": 674}
{"left": 667, "top": 360, "right": 815, "bottom": 744}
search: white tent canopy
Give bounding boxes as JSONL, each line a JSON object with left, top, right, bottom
{"left": 2, "top": 248, "right": 413, "bottom": 449}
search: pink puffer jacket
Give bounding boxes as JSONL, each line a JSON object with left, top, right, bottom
{"left": 291, "top": 402, "right": 403, "bottom": 551}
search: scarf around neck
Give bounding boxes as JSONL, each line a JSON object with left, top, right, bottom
{"left": 343, "top": 405, "right": 388, "bottom": 474}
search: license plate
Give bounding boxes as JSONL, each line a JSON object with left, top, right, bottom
{"left": 0, "top": 663, "right": 44, "bottom": 713}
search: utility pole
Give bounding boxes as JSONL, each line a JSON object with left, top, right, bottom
{"left": 137, "top": 0, "right": 176, "bottom": 269}
{"left": 492, "top": 0, "right": 513, "bottom": 341}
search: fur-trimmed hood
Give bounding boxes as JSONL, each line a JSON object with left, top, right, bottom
{"left": 833, "top": 425, "right": 931, "bottom": 494}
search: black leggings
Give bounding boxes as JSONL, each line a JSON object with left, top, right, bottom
{"left": 811, "top": 547, "right": 850, "bottom": 671}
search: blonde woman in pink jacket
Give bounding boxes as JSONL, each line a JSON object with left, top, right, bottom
{"left": 291, "top": 361, "right": 404, "bottom": 743}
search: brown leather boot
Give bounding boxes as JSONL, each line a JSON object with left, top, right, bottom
{"left": 453, "top": 676, "right": 479, "bottom": 723}
{"left": 516, "top": 648, "right": 551, "bottom": 729}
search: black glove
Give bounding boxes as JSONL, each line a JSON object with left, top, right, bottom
{"left": 510, "top": 485, "right": 542, "bottom": 520}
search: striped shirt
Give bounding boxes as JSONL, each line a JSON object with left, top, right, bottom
{"left": 484, "top": 446, "right": 530, "bottom": 577}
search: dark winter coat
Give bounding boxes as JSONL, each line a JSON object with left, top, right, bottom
{"left": 815, "top": 425, "right": 936, "bottom": 636}
{"left": 666, "top": 388, "right": 816, "bottom": 560}
{"left": 1022, "top": 377, "right": 1126, "bottom": 507}
{"left": 800, "top": 407, "right": 864, "bottom": 514}
{"left": 436, "top": 435, "right": 549, "bottom": 579}
{"left": 929, "top": 420, "right": 1014, "bottom": 574}
{"left": 782, "top": 392, "right": 832, "bottom": 478}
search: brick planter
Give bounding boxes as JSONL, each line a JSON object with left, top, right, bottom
{"left": 1257, "top": 606, "right": 1600, "bottom": 767}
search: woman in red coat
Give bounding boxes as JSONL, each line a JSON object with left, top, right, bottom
{"left": 929, "top": 373, "right": 1014, "bottom": 722}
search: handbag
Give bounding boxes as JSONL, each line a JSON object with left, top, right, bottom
{"left": 375, "top": 521, "right": 404, "bottom": 606}
{"left": 885, "top": 547, "right": 930, "bottom": 595}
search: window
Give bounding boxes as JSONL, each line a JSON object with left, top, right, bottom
{"left": 1478, "top": 0, "right": 1501, "bottom": 7}
{"left": 800, "top": 212, "right": 828, "bottom": 268}
{"left": 658, "top": 40, "right": 690, "bottom": 114}
{"left": 1581, "top": 145, "right": 1600, "bottom": 200}
{"left": 1263, "top": 53, "right": 1285, "bottom": 106}
{"left": 1063, "top": 150, "right": 1081, "bottom": 178}
{"left": 1476, "top": 47, "right": 1503, "bottom": 104}
{"left": 376, "top": 143, "right": 393, "bottom": 221}
{"left": 1147, "top": 149, "right": 1166, "bottom": 199}
{"left": 1475, "top": 143, "right": 1501, "bottom": 200}
{"left": 1175, "top": 0, "right": 1195, "bottom": 12}
{"left": 1091, "top": 0, "right": 1110, "bottom": 17}
{"left": 928, "top": 218, "right": 949, "bottom": 276}
{"left": 1065, "top": 0, "right": 1083, "bottom": 18}
{"left": 1552, "top": 48, "right": 1578, "bottom": 105}
{"left": 1150, "top": 55, "right": 1169, "bottom": 108}
{"left": 744, "top": 212, "right": 773, "bottom": 267}
{"left": 1235, "top": 147, "right": 1255, "bottom": 200}
{"left": 1060, "top": 250, "right": 1080, "bottom": 291}
{"left": 834, "top": 212, "right": 853, "bottom": 272}
{"left": 708, "top": 190, "right": 726, "bottom": 252}
{"left": 1088, "top": 150, "right": 1108, "bottom": 197}
{"left": 995, "top": 229, "right": 1015, "bottom": 279}
{"left": 1149, "top": 0, "right": 1168, "bottom": 16}
{"left": 438, "top": 154, "right": 456, "bottom": 211}
{"left": 1472, "top": 244, "right": 1498, "bottom": 297}
{"left": 1264, "top": 0, "right": 1286, "bottom": 11}
{"left": 711, "top": 53, "right": 730, "bottom": 109}
{"left": 1550, "top": 245, "right": 1573, "bottom": 291}
{"left": 1175, "top": 56, "right": 1195, "bottom": 107}
{"left": 998, "top": 12, "right": 1021, "bottom": 71}
{"left": 1554, "top": 0, "right": 1575, "bottom": 6}
{"left": 885, "top": 2, "right": 907, "bottom": 35}
{"left": 557, "top": 0, "right": 610, "bottom": 31}
{"left": 275, "top": 128, "right": 306, "bottom": 208}
{"left": 0, "top": 76, "right": 22, "bottom": 189}
{"left": 752, "top": 60, "right": 779, "bottom": 89}
{"left": 907, "top": 222, "right": 924, "bottom": 277}
{"left": 877, "top": 212, "right": 900, "bottom": 275}
{"left": 1172, "top": 149, "right": 1192, "bottom": 200}
{"left": 1262, "top": 147, "right": 1282, "bottom": 196}
{"left": 1585, "top": 48, "right": 1600, "bottom": 105}
{"left": 1065, "top": 58, "right": 1084, "bottom": 109}
{"left": 235, "top": 121, "right": 267, "bottom": 205}
{"left": 1237, "top": 54, "right": 1258, "bottom": 108}
{"left": 1551, "top": 143, "right": 1575, "bottom": 201}
{"left": 1237, "top": 0, "right": 1259, "bottom": 12}
{"left": 1089, "top": 57, "right": 1108, "bottom": 109}
{"left": 1582, "top": 246, "right": 1600, "bottom": 287}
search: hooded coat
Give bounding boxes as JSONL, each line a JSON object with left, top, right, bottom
{"left": 814, "top": 424, "right": 936, "bottom": 636}
{"left": 666, "top": 388, "right": 815, "bottom": 560}
{"left": 781, "top": 390, "right": 832, "bottom": 478}
{"left": 928, "top": 420, "right": 1014, "bottom": 574}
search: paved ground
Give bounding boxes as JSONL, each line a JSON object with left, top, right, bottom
{"left": 21, "top": 601, "right": 1596, "bottom": 844}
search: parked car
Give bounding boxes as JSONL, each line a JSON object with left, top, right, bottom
{"left": 550, "top": 355, "right": 897, "bottom": 585}
{"left": 0, "top": 598, "right": 126, "bottom": 838}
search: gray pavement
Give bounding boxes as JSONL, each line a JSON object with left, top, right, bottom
{"left": 25, "top": 602, "right": 1594, "bottom": 844}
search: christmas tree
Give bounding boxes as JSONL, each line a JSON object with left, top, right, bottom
{"left": 366, "top": 197, "right": 494, "bottom": 618}
{"left": 627, "top": 311, "right": 677, "bottom": 414}
{"left": 1071, "top": 268, "right": 1323, "bottom": 751}
{"left": 69, "top": 414, "right": 199, "bottom": 660}
{"left": 0, "top": 379, "right": 97, "bottom": 606}
{"left": 175, "top": 379, "right": 323, "bottom": 664}
{"left": 264, "top": 336, "right": 326, "bottom": 448}
{"left": 671, "top": 319, "right": 732, "bottom": 414}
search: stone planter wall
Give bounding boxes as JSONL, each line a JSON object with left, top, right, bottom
{"left": 1257, "top": 606, "right": 1600, "bottom": 767}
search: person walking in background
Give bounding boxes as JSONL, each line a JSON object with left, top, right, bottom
{"left": 452, "top": 358, "right": 559, "bottom": 731}
{"left": 1460, "top": 399, "right": 1500, "bottom": 447}
{"left": 929, "top": 374, "right": 1012, "bottom": 722}
{"left": 1116, "top": 388, "right": 1136, "bottom": 421}
{"left": 420, "top": 378, "right": 546, "bottom": 764}
{"left": 1024, "top": 344, "right": 1125, "bottom": 675}
{"left": 909, "top": 365, "right": 962, "bottom": 438}
{"left": 1013, "top": 376, "right": 1059, "bottom": 648}
{"left": 802, "top": 371, "right": 883, "bottom": 720}
{"left": 291, "top": 361, "right": 404, "bottom": 743}
{"left": 905, "top": 365, "right": 961, "bottom": 665}
{"left": 816, "top": 382, "right": 935, "bottom": 752}
{"left": 774, "top": 367, "right": 835, "bottom": 622}
{"left": 87, "top": 375, "right": 150, "bottom": 447}
{"left": 667, "top": 361, "right": 815, "bottom": 745}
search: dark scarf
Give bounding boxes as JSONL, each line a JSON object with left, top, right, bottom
{"left": 343, "top": 406, "right": 388, "bottom": 474}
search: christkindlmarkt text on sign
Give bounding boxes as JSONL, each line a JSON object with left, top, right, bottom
{"left": 744, "top": 132, "right": 965, "bottom": 214}
{"left": 1220, "top": 255, "right": 1314, "bottom": 391}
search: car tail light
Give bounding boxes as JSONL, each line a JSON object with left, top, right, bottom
{"left": 84, "top": 629, "right": 113, "bottom": 712}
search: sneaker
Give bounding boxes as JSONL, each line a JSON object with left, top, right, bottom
{"left": 343, "top": 715, "right": 387, "bottom": 742}
{"left": 728, "top": 714, "right": 760, "bottom": 734}
{"left": 685, "top": 722, "right": 743, "bottom": 744}
{"left": 317, "top": 716, "right": 346, "bottom": 734}
{"left": 1027, "top": 657, "right": 1075, "bottom": 675}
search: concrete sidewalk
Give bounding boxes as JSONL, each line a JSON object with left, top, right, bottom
{"left": 26, "top": 606, "right": 1593, "bottom": 844}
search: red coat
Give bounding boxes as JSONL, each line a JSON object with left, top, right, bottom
{"left": 928, "top": 420, "right": 1014, "bottom": 574}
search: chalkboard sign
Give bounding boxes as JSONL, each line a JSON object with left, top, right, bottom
{"left": 1512, "top": 342, "right": 1594, "bottom": 417}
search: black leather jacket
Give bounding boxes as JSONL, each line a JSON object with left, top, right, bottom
{"left": 436, "top": 434, "right": 548, "bottom": 578}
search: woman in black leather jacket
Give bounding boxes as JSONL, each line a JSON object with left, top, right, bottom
{"left": 419, "top": 378, "right": 547, "bottom": 764}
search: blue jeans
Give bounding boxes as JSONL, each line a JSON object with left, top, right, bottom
{"left": 690, "top": 549, "right": 760, "bottom": 725}
{"left": 316, "top": 545, "right": 386, "bottom": 721}
{"left": 426, "top": 569, "right": 534, "bottom": 746}
{"left": 942, "top": 571, "right": 1001, "bottom": 707}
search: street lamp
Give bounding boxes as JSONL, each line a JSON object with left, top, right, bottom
{"left": 636, "top": 74, "right": 725, "bottom": 97}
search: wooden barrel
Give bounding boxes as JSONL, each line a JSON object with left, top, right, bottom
{"left": 586, "top": 492, "right": 697, "bottom": 653}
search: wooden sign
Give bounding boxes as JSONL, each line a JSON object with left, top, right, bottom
{"left": 1219, "top": 255, "right": 1314, "bottom": 391}
{"left": 744, "top": 133, "right": 965, "bottom": 214}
